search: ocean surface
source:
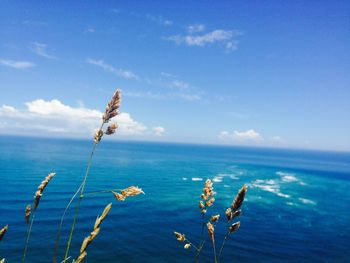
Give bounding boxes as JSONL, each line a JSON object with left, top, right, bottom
{"left": 0, "top": 136, "right": 349, "bottom": 263}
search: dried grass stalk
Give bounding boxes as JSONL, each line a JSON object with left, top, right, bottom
{"left": 75, "top": 203, "right": 112, "bottom": 262}
{"left": 210, "top": 215, "right": 220, "bottom": 223}
{"left": 229, "top": 222, "right": 241, "bottom": 233}
{"left": 112, "top": 191, "right": 126, "bottom": 201}
{"left": 102, "top": 89, "right": 121, "bottom": 123}
{"left": 174, "top": 231, "right": 186, "bottom": 242}
{"left": 121, "top": 186, "right": 144, "bottom": 197}
{"left": 207, "top": 222, "right": 214, "bottom": 241}
{"left": 34, "top": 172, "right": 56, "bottom": 211}
{"left": 105, "top": 123, "right": 118, "bottom": 135}
{"left": 93, "top": 129, "right": 104, "bottom": 144}
{"left": 75, "top": 251, "right": 87, "bottom": 263}
{"left": 25, "top": 205, "right": 31, "bottom": 224}
{"left": 0, "top": 225, "right": 8, "bottom": 241}
{"left": 112, "top": 186, "right": 144, "bottom": 202}
{"left": 231, "top": 185, "right": 247, "bottom": 212}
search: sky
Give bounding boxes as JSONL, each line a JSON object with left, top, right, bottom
{"left": 0, "top": 0, "right": 349, "bottom": 151}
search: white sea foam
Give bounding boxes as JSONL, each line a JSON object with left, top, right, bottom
{"left": 250, "top": 179, "right": 290, "bottom": 198}
{"left": 182, "top": 177, "right": 188, "bottom": 181}
{"left": 192, "top": 177, "right": 203, "bottom": 181}
{"left": 223, "top": 184, "right": 230, "bottom": 188}
{"left": 276, "top": 171, "right": 305, "bottom": 185}
{"left": 212, "top": 176, "right": 223, "bottom": 183}
{"left": 216, "top": 173, "right": 239, "bottom": 180}
{"left": 299, "top": 198, "right": 316, "bottom": 205}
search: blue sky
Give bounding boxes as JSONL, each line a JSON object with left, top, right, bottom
{"left": 0, "top": 0, "right": 349, "bottom": 151}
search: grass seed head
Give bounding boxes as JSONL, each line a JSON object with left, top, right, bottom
{"left": 0, "top": 225, "right": 8, "bottom": 241}
{"left": 25, "top": 204, "right": 31, "bottom": 224}
{"left": 231, "top": 185, "right": 247, "bottom": 212}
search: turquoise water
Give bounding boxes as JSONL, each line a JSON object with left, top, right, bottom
{"left": 0, "top": 136, "right": 349, "bottom": 262}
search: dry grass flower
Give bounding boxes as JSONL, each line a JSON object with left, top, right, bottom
{"left": 112, "top": 191, "right": 126, "bottom": 201}
{"left": 210, "top": 215, "right": 220, "bottom": 223}
{"left": 231, "top": 185, "right": 247, "bottom": 212}
{"left": 207, "top": 222, "right": 215, "bottom": 241}
{"left": 93, "top": 129, "right": 104, "bottom": 144}
{"left": 112, "top": 186, "right": 144, "bottom": 202}
{"left": 25, "top": 205, "right": 31, "bottom": 224}
{"left": 0, "top": 258, "right": 5, "bottom": 263}
{"left": 174, "top": 180, "right": 247, "bottom": 263}
{"left": 0, "top": 225, "right": 8, "bottom": 241}
{"left": 105, "top": 123, "right": 118, "bottom": 135}
{"left": 121, "top": 186, "right": 144, "bottom": 197}
{"left": 76, "top": 203, "right": 112, "bottom": 263}
{"left": 34, "top": 172, "right": 56, "bottom": 211}
{"left": 229, "top": 222, "right": 241, "bottom": 233}
{"left": 102, "top": 89, "right": 121, "bottom": 123}
{"left": 174, "top": 232, "right": 186, "bottom": 242}
{"left": 225, "top": 208, "right": 232, "bottom": 222}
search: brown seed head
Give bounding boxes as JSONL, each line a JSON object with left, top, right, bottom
{"left": 184, "top": 243, "right": 191, "bottom": 249}
{"left": 225, "top": 208, "right": 233, "bottom": 222}
{"left": 33, "top": 172, "right": 56, "bottom": 211}
{"left": 201, "top": 179, "right": 215, "bottom": 201}
{"left": 231, "top": 185, "right": 247, "bottom": 212}
{"left": 199, "top": 201, "right": 205, "bottom": 209}
{"left": 233, "top": 210, "right": 242, "bottom": 218}
{"left": 207, "top": 222, "right": 215, "bottom": 241}
{"left": 229, "top": 221, "right": 241, "bottom": 233}
{"left": 102, "top": 89, "right": 122, "bottom": 123}
{"left": 112, "top": 191, "right": 126, "bottom": 201}
{"left": 206, "top": 198, "right": 215, "bottom": 207}
{"left": 25, "top": 204, "right": 31, "bottom": 224}
{"left": 174, "top": 231, "right": 186, "bottom": 242}
{"left": 94, "top": 129, "right": 104, "bottom": 144}
{"left": 105, "top": 123, "right": 118, "bottom": 135}
{"left": 76, "top": 251, "right": 87, "bottom": 263}
{"left": 76, "top": 203, "right": 111, "bottom": 262}
{"left": 210, "top": 214, "right": 220, "bottom": 222}
{"left": 94, "top": 203, "right": 112, "bottom": 229}
{"left": 0, "top": 225, "right": 8, "bottom": 241}
{"left": 121, "top": 186, "right": 145, "bottom": 197}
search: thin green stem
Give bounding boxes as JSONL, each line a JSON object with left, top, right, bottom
{"left": 218, "top": 231, "right": 230, "bottom": 262}
{"left": 212, "top": 238, "right": 218, "bottom": 263}
{"left": 82, "top": 188, "right": 123, "bottom": 197}
{"left": 195, "top": 204, "right": 207, "bottom": 262}
{"left": 63, "top": 141, "right": 98, "bottom": 262}
{"left": 53, "top": 182, "right": 83, "bottom": 263}
{"left": 184, "top": 238, "right": 200, "bottom": 252}
{"left": 22, "top": 208, "right": 36, "bottom": 263}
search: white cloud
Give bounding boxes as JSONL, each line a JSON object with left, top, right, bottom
{"left": 0, "top": 59, "right": 35, "bottom": 69}
{"left": 85, "top": 28, "right": 95, "bottom": 33}
{"left": 86, "top": 58, "right": 139, "bottom": 80}
{"left": 271, "top": 136, "right": 286, "bottom": 144}
{"left": 170, "top": 80, "right": 190, "bottom": 90}
{"left": 187, "top": 24, "right": 205, "bottom": 33}
{"left": 31, "top": 42, "right": 57, "bottom": 59}
{"left": 145, "top": 14, "right": 173, "bottom": 27}
{"left": 164, "top": 29, "right": 240, "bottom": 52}
{"left": 0, "top": 100, "right": 153, "bottom": 137}
{"left": 153, "top": 126, "right": 165, "bottom": 136}
{"left": 219, "top": 129, "right": 262, "bottom": 141}
{"left": 164, "top": 20, "right": 173, "bottom": 26}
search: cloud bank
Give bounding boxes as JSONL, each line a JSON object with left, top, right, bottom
{"left": 0, "top": 99, "right": 163, "bottom": 138}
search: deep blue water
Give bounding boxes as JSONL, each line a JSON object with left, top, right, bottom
{"left": 0, "top": 136, "right": 349, "bottom": 262}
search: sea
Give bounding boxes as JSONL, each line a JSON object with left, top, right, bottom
{"left": 0, "top": 136, "right": 349, "bottom": 263}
